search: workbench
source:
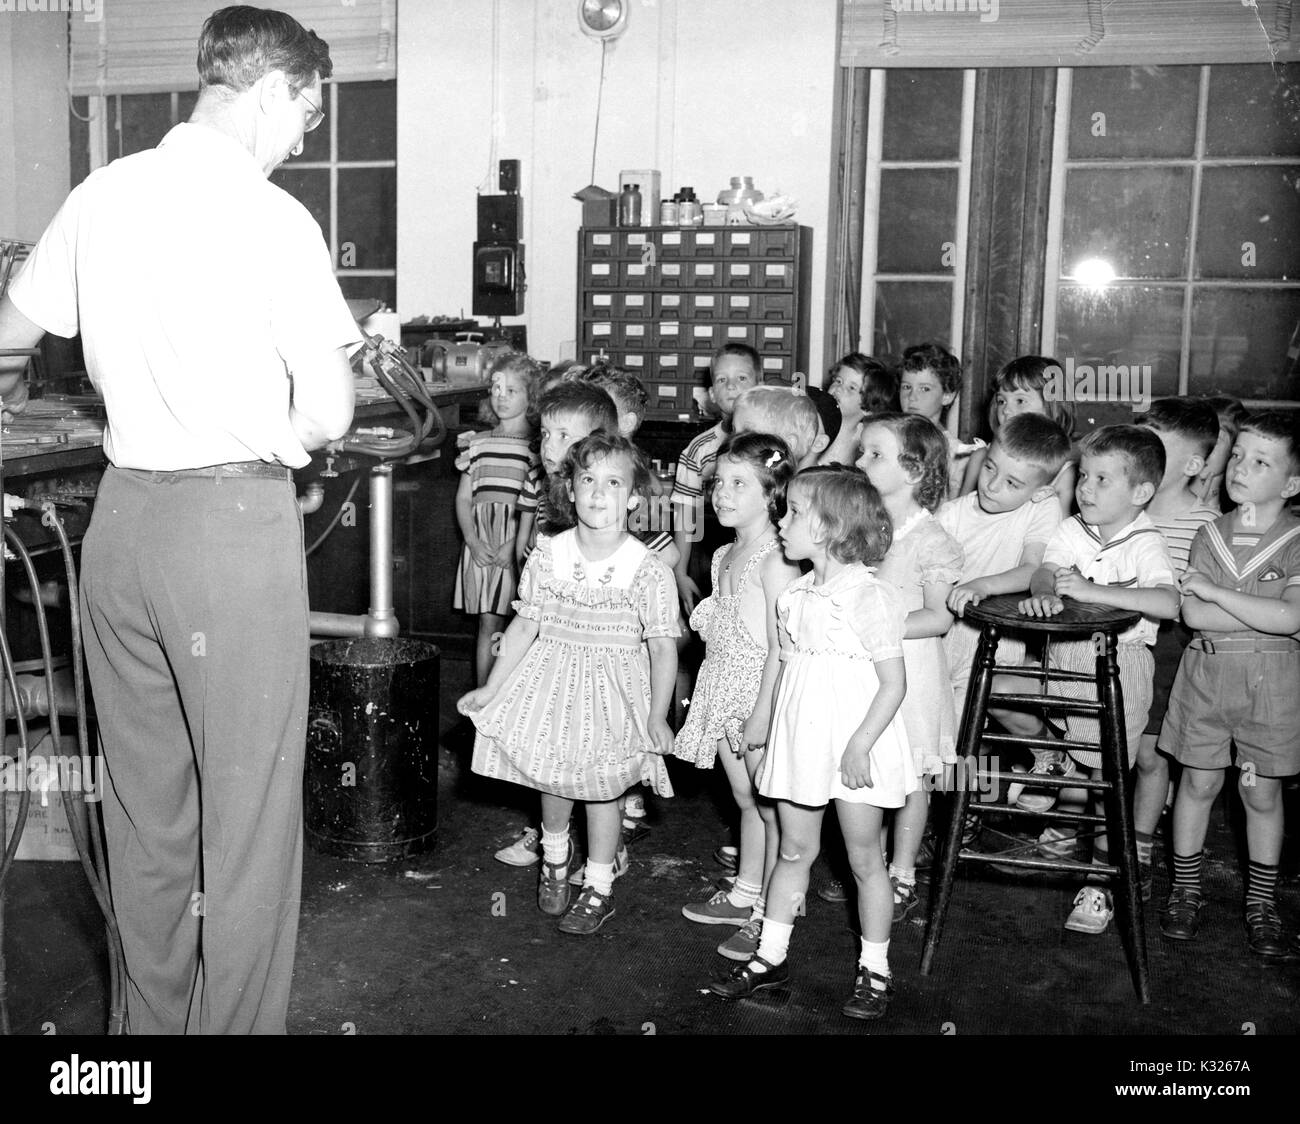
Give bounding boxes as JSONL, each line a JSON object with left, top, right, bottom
{"left": 0, "top": 379, "right": 488, "bottom": 659}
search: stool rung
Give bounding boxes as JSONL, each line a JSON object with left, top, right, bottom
{"left": 989, "top": 692, "right": 1102, "bottom": 714}
{"left": 978, "top": 732, "right": 1100, "bottom": 756}
{"left": 973, "top": 804, "right": 1107, "bottom": 826}
{"left": 989, "top": 665, "right": 1099, "bottom": 685}
{"left": 977, "top": 768, "right": 1109, "bottom": 793}
{"left": 960, "top": 852, "right": 1118, "bottom": 878}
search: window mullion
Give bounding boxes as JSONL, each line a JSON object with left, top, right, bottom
{"left": 858, "top": 68, "right": 886, "bottom": 354}
{"left": 1040, "top": 68, "right": 1072, "bottom": 356}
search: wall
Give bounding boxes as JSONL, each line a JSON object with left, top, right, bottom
{"left": 0, "top": 11, "right": 71, "bottom": 241}
{"left": 398, "top": 0, "right": 839, "bottom": 370}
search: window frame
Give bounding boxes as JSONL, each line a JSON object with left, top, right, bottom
{"left": 1041, "top": 65, "right": 1300, "bottom": 409}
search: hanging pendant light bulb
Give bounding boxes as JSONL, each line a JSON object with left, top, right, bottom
{"left": 578, "top": 0, "right": 629, "bottom": 41}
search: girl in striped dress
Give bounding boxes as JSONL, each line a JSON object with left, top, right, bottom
{"left": 458, "top": 433, "right": 681, "bottom": 935}
{"left": 454, "top": 354, "right": 542, "bottom": 686}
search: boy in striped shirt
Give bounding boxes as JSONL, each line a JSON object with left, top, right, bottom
{"left": 671, "top": 344, "right": 760, "bottom": 613}
{"left": 1135, "top": 398, "right": 1222, "bottom": 897}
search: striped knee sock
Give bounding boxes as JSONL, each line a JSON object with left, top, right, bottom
{"left": 1172, "top": 851, "right": 1202, "bottom": 892}
{"left": 1245, "top": 860, "right": 1278, "bottom": 908}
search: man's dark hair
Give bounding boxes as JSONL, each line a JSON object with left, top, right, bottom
{"left": 198, "top": 6, "right": 333, "bottom": 95}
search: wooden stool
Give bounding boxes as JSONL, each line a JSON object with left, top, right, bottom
{"left": 920, "top": 593, "right": 1150, "bottom": 1003}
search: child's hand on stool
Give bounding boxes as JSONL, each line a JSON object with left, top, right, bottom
{"left": 948, "top": 579, "right": 991, "bottom": 616}
{"left": 1053, "top": 565, "right": 1097, "bottom": 603}
{"left": 1018, "top": 592, "right": 1065, "bottom": 617}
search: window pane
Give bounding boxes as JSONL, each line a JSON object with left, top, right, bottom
{"left": 271, "top": 168, "right": 331, "bottom": 244}
{"left": 882, "top": 70, "right": 963, "bottom": 161}
{"left": 338, "top": 168, "right": 396, "bottom": 269}
{"left": 1055, "top": 284, "right": 1183, "bottom": 400}
{"left": 1205, "top": 63, "right": 1300, "bottom": 158}
{"left": 1189, "top": 288, "right": 1300, "bottom": 401}
{"left": 873, "top": 283, "right": 952, "bottom": 361}
{"left": 116, "top": 93, "right": 172, "bottom": 157}
{"left": 339, "top": 274, "right": 397, "bottom": 310}
{"left": 1069, "top": 67, "right": 1200, "bottom": 159}
{"left": 338, "top": 80, "right": 397, "bottom": 162}
{"left": 877, "top": 169, "right": 958, "bottom": 274}
{"left": 1197, "top": 166, "right": 1300, "bottom": 280}
{"left": 1062, "top": 167, "right": 1191, "bottom": 280}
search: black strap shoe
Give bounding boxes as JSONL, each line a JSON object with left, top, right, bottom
{"left": 709, "top": 955, "right": 789, "bottom": 999}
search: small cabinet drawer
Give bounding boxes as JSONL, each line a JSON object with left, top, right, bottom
{"left": 757, "top": 323, "right": 791, "bottom": 352}
{"left": 655, "top": 291, "right": 685, "bottom": 317}
{"left": 687, "top": 292, "right": 721, "bottom": 320}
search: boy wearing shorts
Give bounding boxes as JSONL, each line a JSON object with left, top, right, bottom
{"left": 1158, "top": 411, "right": 1300, "bottom": 957}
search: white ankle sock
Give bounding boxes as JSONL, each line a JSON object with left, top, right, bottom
{"left": 859, "top": 937, "right": 890, "bottom": 987}
{"left": 728, "top": 878, "right": 761, "bottom": 909}
{"left": 755, "top": 918, "right": 793, "bottom": 968}
{"left": 888, "top": 863, "right": 916, "bottom": 887}
{"left": 584, "top": 860, "right": 615, "bottom": 896}
{"left": 541, "top": 826, "right": 569, "bottom": 865}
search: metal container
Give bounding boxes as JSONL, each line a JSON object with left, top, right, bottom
{"left": 305, "top": 638, "right": 441, "bottom": 862}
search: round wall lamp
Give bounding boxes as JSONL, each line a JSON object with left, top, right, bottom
{"left": 578, "top": 0, "right": 628, "bottom": 41}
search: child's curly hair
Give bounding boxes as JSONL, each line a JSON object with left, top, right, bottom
{"left": 477, "top": 351, "right": 545, "bottom": 429}
{"left": 714, "top": 431, "right": 796, "bottom": 525}
{"left": 548, "top": 432, "right": 654, "bottom": 529}
{"left": 862, "top": 412, "right": 950, "bottom": 513}
{"left": 899, "top": 342, "right": 962, "bottom": 396}
{"left": 790, "top": 465, "right": 893, "bottom": 566}
{"left": 832, "top": 352, "right": 900, "bottom": 414}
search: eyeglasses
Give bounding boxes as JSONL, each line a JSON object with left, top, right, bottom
{"left": 299, "top": 88, "right": 324, "bottom": 133}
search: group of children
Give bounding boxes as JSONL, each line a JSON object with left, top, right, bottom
{"left": 451, "top": 338, "right": 1300, "bottom": 1021}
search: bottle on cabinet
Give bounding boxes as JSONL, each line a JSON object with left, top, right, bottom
{"left": 618, "top": 183, "right": 642, "bottom": 227}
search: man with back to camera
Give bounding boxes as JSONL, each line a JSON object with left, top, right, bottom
{"left": 0, "top": 6, "right": 359, "bottom": 1033}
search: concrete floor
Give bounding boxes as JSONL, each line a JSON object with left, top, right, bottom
{"left": 5, "top": 652, "right": 1299, "bottom": 1037}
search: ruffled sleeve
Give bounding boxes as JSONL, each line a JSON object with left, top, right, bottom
{"left": 918, "top": 522, "right": 965, "bottom": 587}
{"left": 510, "top": 535, "right": 550, "bottom": 620}
{"left": 775, "top": 586, "right": 797, "bottom": 660}
{"left": 846, "top": 578, "right": 906, "bottom": 661}
{"left": 638, "top": 554, "right": 683, "bottom": 640}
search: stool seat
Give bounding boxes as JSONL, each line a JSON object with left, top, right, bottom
{"left": 920, "top": 592, "right": 1151, "bottom": 1003}
{"left": 962, "top": 593, "right": 1140, "bottom": 636}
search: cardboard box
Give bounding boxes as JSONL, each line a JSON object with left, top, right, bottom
{"left": 574, "top": 184, "right": 618, "bottom": 227}
{"left": 2, "top": 731, "right": 93, "bottom": 862}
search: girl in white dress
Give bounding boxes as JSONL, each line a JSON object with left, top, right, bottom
{"left": 860, "top": 413, "right": 962, "bottom": 923}
{"left": 710, "top": 466, "right": 914, "bottom": 1021}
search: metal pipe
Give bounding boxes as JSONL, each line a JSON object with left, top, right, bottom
{"left": 309, "top": 611, "right": 369, "bottom": 638}
{"left": 297, "top": 481, "right": 326, "bottom": 516}
{"left": 367, "top": 464, "right": 398, "bottom": 636}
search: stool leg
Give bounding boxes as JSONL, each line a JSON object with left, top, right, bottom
{"left": 1096, "top": 630, "right": 1150, "bottom": 1004}
{"left": 922, "top": 623, "right": 997, "bottom": 976}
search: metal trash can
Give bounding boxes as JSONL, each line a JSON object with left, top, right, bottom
{"left": 305, "top": 637, "right": 440, "bottom": 862}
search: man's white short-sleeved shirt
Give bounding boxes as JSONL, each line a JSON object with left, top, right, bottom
{"left": 9, "top": 123, "right": 360, "bottom": 470}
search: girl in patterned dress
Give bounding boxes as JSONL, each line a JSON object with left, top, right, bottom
{"left": 454, "top": 354, "right": 542, "bottom": 686}
{"left": 859, "top": 414, "right": 963, "bottom": 923}
{"left": 673, "top": 433, "right": 801, "bottom": 962}
{"left": 458, "top": 433, "right": 680, "bottom": 936}
{"left": 711, "top": 466, "right": 913, "bottom": 1021}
